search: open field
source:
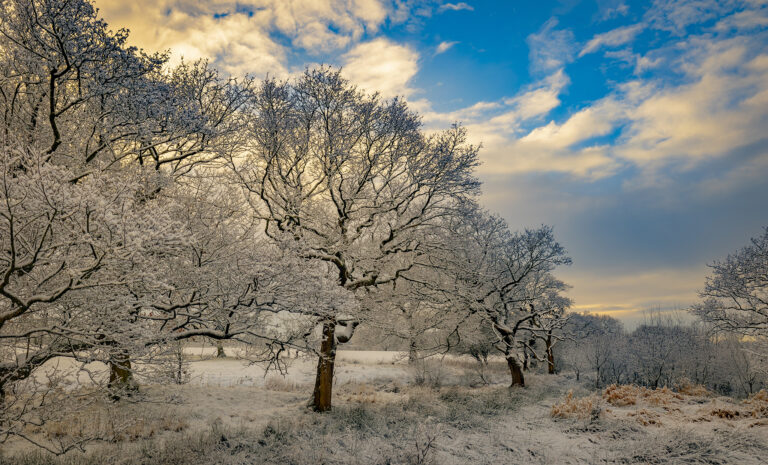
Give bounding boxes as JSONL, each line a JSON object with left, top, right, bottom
{"left": 3, "top": 350, "right": 767, "bottom": 465}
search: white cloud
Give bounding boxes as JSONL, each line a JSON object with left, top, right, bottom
{"left": 435, "top": 41, "right": 458, "bottom": 55}
{"left": 715, "top": 8, "right": 768, "bottom": 31}
{"left": 616, "top": 39, "right": 768, "bottom": 172}
{"left": 341, "top": 38, "right": 420, "bottom": 99}
{"left": 438, "top": 2, "right": 474, "bottom": 12}
{"left": 645, "top": 0, "right": 740, "bottom": 33}
{"left": 596, "top": 0, "right": 630, "bottom": 21}
{"left": 499, "top": 70, "right": 570, "bottom": 122}
{"left": 521, "top": 99, "right": 625, "bottom": 149}
{"left": 579, "top": 23, "right": 645, "bottom": 57}
{"left": 94, "top": 0, "right": 768, "bottom": 186}
{"left": 421, "top": 69, "right": 568, "bottom": 128}
{"left": 468, "top": 2, "right": 768, "bottom": 181}
{"left": 526, "top": 18, "right": 577, "bottom": 73}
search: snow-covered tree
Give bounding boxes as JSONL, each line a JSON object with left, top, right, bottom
{"left": 0, "top": 0, "right": 268, "bottom": 448}
{"left": 230, "top": 67, "right": 480, "bottom": 411}
{"left": 0, "top": 147, "right": 191, "bottom": 448}
{"left": 0, "top": 0, "right": 251, "bottom": 175}
{"left": 443, "top": 205, "right": 571, "bottom": 387}
{"left": 559, "top": 313, "right": 625, "bottom": 386}
{"left": 692, "top": 227, "right": 768, "bottom": 340}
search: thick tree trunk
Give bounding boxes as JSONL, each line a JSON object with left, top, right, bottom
{"left": 546, "top": 332, "right": 555, "bottom": 374}
{"left": 216, "top": 340, "right": 226, "bottom": 358}
{"left": 108, "top": 351, "right": 137, "bottom": 400}
{"left": 311, "top": 321, "right": 336, "bottom": 412}
{"left": 523, "top": 348, "right": 529, "bottom": 371}
{"left": 507, "top": 356, "right": 525, "bottom": 387}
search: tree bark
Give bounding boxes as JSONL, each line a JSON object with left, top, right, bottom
{"left": 408, "top": 339, "right": 418, "bottom": 364}
{"left": 216, "top": 340, "right": 226, "bottom": 358}
{"left": 546, "top": 332, "right": 555, "bottom": 374}
{"left": 108, "top": 351, "right": 137, "bottom": 400}
{"left": 311, "top": 321, "right": 336, "bottom": 412}
{"left": 523, "top": 347, "right": 529, "bottom": 371}
{"left": 507, "top": 356, "right": 525, "bottom": 387}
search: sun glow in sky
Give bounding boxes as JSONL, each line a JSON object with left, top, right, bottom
{"left": 95, "top": 0, "right": 768, "bottom": 327}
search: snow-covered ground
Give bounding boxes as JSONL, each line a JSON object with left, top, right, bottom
{"left": 4, "top": 350, "right": 768, "bottom": 464}
{"left": 184, "top": 348, "right": 411, "bottom": 387}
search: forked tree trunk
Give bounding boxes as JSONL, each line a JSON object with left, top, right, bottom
{"left": 108, "top": 351, "right": 137, "bottom": 400}
{"left": 311, "top": 321, "right": 336, "bottom": 412}
{"left": 216, "top": 340, "right": 226, "bottom": 358}
{"left": 546, "top": 332, "right": 555, "bottom": 374}
{"left": 523, "top": 347, "right": 529, "bottom": 371}
{"left": 507, "top": 356, "right": 525, "bottom": 387}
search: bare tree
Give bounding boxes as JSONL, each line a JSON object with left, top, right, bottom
{"left": 692, "top": 227, "right": 768, "bottom": 340}
{"left": 230, "top": 67, "right": 480, "bottom": 410}
{"left": 442, "top": 205, "right": 571, "bottom": 387}
{"left": 560, "top": 313, "right": 624, "bottom": 387}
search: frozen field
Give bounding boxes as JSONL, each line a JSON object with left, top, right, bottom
{"left": 3, "top": 350, "right": 768, "bottom": 464}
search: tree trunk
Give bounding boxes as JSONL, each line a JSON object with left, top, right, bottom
{"left": 311, "top": 321, "right": 336, "bottom": 412}
{"left": 216, "top": 340, "right": 226, "bottom": 358}
{"left": 523, "top": 347, "right": 529, "bottom": 371}
{"left": 408, "top": 339, "right": 418, "bottom": 364}
{"left": 108, "top": 351, "right": 137, "bottom": 400}
{"left": 507, "top": 356, "right": 525, "bottom": 387}
{"left": 546, "top": 332, "right": 555, "bottom": 374}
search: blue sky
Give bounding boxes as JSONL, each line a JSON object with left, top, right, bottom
{"left": 97, "top": 0, "right": 768, "bottom": 326}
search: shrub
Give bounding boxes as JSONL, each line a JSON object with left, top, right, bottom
{"left": 551, "top": 391, "right": 598, "bottom": 419}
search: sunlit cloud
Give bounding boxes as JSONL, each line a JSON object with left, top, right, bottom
{"left": 579, "top": 23, "right": 644, "bottom": 57}
{"left": 435, "top": 40, "right": 458, "bottom": 55}
{"left": 562, "top": 266, "right": 704, "bottom": 328}
{"left": 341, "top": 38, "right": 420, "bottom": 99}
{"left": 95, "top": 0, "right": 404, "bottom": 77}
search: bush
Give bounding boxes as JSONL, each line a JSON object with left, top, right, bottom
{"left": 408, "top": 359, "right": 446, "bottom": 388}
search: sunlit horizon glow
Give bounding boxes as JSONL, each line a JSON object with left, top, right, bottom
{"left": 94, "top": 0, "right": 768, "bottom": 326}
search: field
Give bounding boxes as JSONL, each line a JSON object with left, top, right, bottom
{"left": 3, "top": 349, "right": 768, "bottom": 465}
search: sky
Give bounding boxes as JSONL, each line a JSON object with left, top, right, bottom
{"left": 94, "top": 0, "right": 768, "bottom": 327}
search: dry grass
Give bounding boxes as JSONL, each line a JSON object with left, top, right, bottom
{"left": 263, "top": 375, "right": 301, "bottom": 392}
{"left": 602, "top": 384, "right": 683, "bottom": 407}
{"left": 627, "top": 408, "right": 662, "bottom": 426}
{"left": 29, "top": 404, "right": 188, "bottom": 443}
{"left": 694, "top": 390, "right": 768, "bottom": 422}
{"left": 408, "top": 359, "right": 447, "bottom": 388}
{"left": 710, "top": 407, "right": 742, "bottom": 420}
{"left": 551, "top": 391, "right": 597, "bottom": 419}
{"left": 743, "top": 390, "right": 768, "bottom": 418}
{"left": 674, "top": 378, "right": 709, "bottom": 397}
{"left": 341, "top": 382, "right": 379, "bottom": 404}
